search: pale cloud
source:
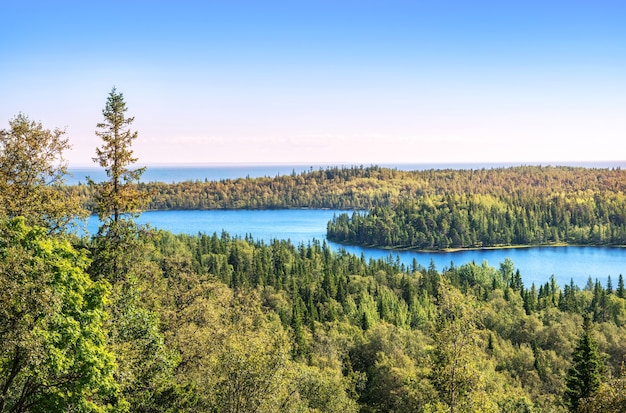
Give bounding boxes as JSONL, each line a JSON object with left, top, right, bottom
{"left": 153, "top": 136, "right": 228, "bottom": 145}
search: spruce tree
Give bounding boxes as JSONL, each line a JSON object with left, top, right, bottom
{"left": 565, "top": 315, "right": 604, "bottom": 412}
{"left": 617, "top": 274, "right": 625, "bottom": 299}
{"left": 90, "top": 86, "right": 146, "bottom": 223}
{"left": 88, "top": 88, "right": 179, "bottom": 410}
{"left": 89, "top": 87, "right": 147, "bottom": 282}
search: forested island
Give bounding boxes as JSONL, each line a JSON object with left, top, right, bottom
{"left": 2, "top": 91, "right": 626, "bottom": 412}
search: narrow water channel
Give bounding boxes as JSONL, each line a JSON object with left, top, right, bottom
{"left": 83, "top": 209, "right": 624, "bottom": 288}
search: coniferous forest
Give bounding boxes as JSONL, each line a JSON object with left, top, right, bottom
{"left": 2, "top": 90, "right": 626, "bottom": 413}
{"left": 326, "top": 191, "right": 626, "bottom": 250}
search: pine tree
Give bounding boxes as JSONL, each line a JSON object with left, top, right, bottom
{"left": 291, "top": 296, "right": 308, "bottom": 359}
{"left": 577, "top": 367, "right": 626, "bottom": 412}
{"left": 565, "top": 316, "right": 604, "bottom": 412}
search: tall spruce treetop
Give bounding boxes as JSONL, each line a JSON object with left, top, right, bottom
{"left": 565, "top": 315, "right": 604, "bottom": 412}
{"left": 89, "top": 88, "right": 147, "bottom": 283}
{"left": 91, "top": 87, "right": 145, "bottom": 222}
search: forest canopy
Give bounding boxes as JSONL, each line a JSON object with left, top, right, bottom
{"left": 3, "top": 106, "right": 626, "bottom": 412}
{"left": 66, "top": 165, "right": 626, "bottom": 212}
{"left": 327, "top": 192, "right": 626, "bottom": 250}
{"left": 65, "top": 164, "right": 626, "bottom": 250}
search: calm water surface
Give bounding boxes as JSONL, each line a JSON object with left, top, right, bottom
{"left": 68, "top": 161, "right": 626, "bottom": 185}
{"left": 78, "top": 163, "right": 626, "bottom": 287}
{"left": 85, "top": 209, "right": 625, "bottom": 288}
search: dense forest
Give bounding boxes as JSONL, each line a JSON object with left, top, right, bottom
{"left": 77, "top": 224, "right": 626, "bottom": 412}
{"left": 8, "top": 212, "right": 626, "bottom": 412}
{"left": 2, "top": 93, "right": 626, "bottom": 412}
{"left": 327, "top": 192, "right": 626, "bottom": 250}
{"left": 65, "top": 164, "right": 626, "bottom": 250}
{"left": 65, "top": 164, "right": 626, "bottom": 212}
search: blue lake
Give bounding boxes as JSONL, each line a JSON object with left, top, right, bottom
{"left": 84, "top": 209, "right": 626, "bottom": 289}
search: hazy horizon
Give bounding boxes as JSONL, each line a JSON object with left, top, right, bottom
{"left": 3, "top": 1, "right": 625, "bottom": 166}
{"left": 64, "top": 161, "right": 626, "bottom": 186}
{"left": 68, "top": 160, "right": 626, "bottom": 169}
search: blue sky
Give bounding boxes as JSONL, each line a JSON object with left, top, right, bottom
{"left": 2, "top": 1, "right": 625, "bottom": 166}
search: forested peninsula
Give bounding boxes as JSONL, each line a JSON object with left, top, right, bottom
{"left": 324, "top": 167, "right": 626, "bottom": 250}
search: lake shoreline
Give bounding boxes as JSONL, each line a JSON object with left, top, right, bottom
{"left": 108, "top": 207, "right": 626, "bottom": 253}
{"left": 327, "top": 239, "right": 626, "bottom": 253}
{"left": 85, "top": 209, "right": 626, "bottom": 286}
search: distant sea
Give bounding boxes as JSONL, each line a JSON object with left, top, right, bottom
{"left": 67, "top": 161, "right": 626, "bottom": 185}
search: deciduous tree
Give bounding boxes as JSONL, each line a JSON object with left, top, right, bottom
{"left": 0, "top": 218, "right": 121, "bottom": 412}
{"left": 0, "top": 114, "right": 82, "bottom": 232}
{"left": 430, "top": 280, "right": 481, "bottom": 413}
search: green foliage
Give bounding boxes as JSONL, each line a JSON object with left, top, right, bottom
{"left": 163, "top": 283, "right": 358, "bottom": 412}
{"left": 67, "top": 163, "right": 626, "bottom": 251}
{"left": 578, "top": 368, "right": 626, "bottom": 412}
{"left": 328, "top": 192, "right": 626, "bottom": 250}
{"left": 0, "top": 114, "right": 83, "bottom": 232}
{"left": 0, "top": 218, "right": 120, "bottom": 412}
{"left": 104, "top": 268, "right": 180, "bottom": 412}
{"left": 7, "top": 141, "right": 626, "bottom": 413}
{"left": 167, "top": 229, "right": 626, "bottom": 411}
{"left": 89, "top": 87, "right": 146, "bottom": 223}
{"left": 349, "top": 323, "right": 436, "bottom": 412}
{"left": 565, "top": 316, "right": 605, "bottom": 412}
{"left": 5, "top": 217, "right": 626, "bottom": 412}
{"left": 63, "top": 165, "right": 626, "bottom": 216}
{"left": 430, "top": 281, "right": 481, "bottom": 412}
{"left": 86, "top": 89, "right": 181, "bottom": 412}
